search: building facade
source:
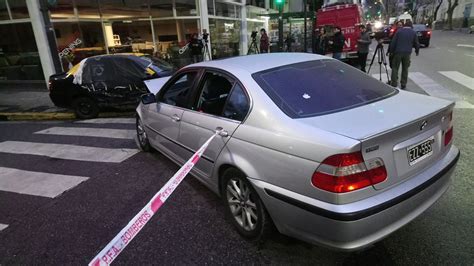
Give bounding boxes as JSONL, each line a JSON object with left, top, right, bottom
{"left": 437, "top": 0, "right": 473, "bottom": 28}
{"left": 0, "top": 0, "right": 270, "bottom": 85}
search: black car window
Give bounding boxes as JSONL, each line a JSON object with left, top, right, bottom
{"left": 252, "top": 59, "right": 397, "bottom": 118}
{"left": 160, "top": 72, "right": 198, "bottom": 108}
{"left": 413, "top": 25, "right": 427, "bottom": 31}
{"left": 196, "top": 72, "right": 234, "bottom": 116}
{"left": 223, "top": 83, "right": 250, "bottom": 121}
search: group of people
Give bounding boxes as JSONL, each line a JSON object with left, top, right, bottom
{"left": 312, "top": 26, "right": 345, "bottom": 60}
{"left": 312, "top": 19, "right": 419, "bottom": 90}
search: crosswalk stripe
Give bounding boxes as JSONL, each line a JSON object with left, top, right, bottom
{"left": 439, "top": 71, "right": 474, "bottom": 91}
{"left": 75, "top": 118, "right": 135, "bottom": 124}
{"left": 371, "top": 73, "right": 389, "bottom": 83}
{"left": 0, "top": 141, "right": 139, "bottom": 163}
{"left": 409, "top": 72, "right": 474, "bottom": 109}
{"left": 35, "top": 127, "right": 135, "bottom": 140}
{"left": 0, "top": 167, "right": 88, "bottom": 198}
{"left": 0, "top": 223, "right": 8, "bottom": 231}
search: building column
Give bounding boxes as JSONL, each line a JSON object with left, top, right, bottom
{"left": 240, "top": 1, "right": 248, "bottom": 55}
{"left": 26, "top": 0, "right": 60, "bottom": 84}
{"left": 199, "top": 0, "right": 212, "bottom": 59}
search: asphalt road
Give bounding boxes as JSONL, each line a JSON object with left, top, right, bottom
{"left": 0, "top": 31, "right": 473, "bottom": 265}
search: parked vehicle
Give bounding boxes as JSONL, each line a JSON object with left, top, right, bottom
{"left": 136, "top": 53, "right": 460, "bottom": 251}
{"left": 315, "top": 3, "right": 365, "bottom": 62}
{"left": 413, "top": 24, "right": 432, "bottom": 47}
{"left": 49, "top": 54, "right": 175, "bottom": 119}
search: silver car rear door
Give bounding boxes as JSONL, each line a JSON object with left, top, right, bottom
{"left": 178, "top": 71, "right": 251, "bottom": 178}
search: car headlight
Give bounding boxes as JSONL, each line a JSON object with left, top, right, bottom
{"left": 374, "top": 21, "right": 383, "bottom": 29}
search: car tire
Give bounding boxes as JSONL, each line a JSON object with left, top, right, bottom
{"left": 221, "top": 168, "right": 273, "bottom": 241}
{"left": 72, "top": 97, "right": 99, "bottom": 119}
{"left": 424, "top": 41, "right": 430, "bottom": 47}
{"left": 136, "top": 116, "right": 151, "bottom": 152}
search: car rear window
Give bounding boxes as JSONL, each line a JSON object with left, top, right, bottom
{"left": 252, "top": 60, "right": 397, "bottom": 118}
{"left": 413, "top": 24, "right": 427, "bottom": 31}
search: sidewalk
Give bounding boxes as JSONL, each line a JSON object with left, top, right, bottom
{"left": 0, "top": 87, "right": 74, "bottom": 120}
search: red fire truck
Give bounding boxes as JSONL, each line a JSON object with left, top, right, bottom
{"left": 315, "top": 2, "right": 365, "bottom": 62}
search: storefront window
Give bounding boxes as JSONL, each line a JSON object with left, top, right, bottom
{"left": 149, "top": 0, "right": 173, "bottom": 18}
{"left": 9, "top": 0, "right": 29, "bottom": 19}
{"left": 209, "top": 18, "right": 240, "bottom": 59}
{"left": 49, "top": 0, "right": 75, "bottom": 19}
{"left": 111, "top": 20, "right": 154, "bottom": 54}
{"left": 0, "top": 23, "right": 43, "bottom": 80}
{"left": 53, "top": 21, "right": 106, "bottom": 69}
{"left": 154, "top": 19, "right": 199, "bottom": 67}
{"left": 76, "top": 0, "right": 100, "bottom": 19}
{"left": 0, "top": 0, "right": 10, "bottom": 20}
{"left": 215, "top": 1, "right": 240, "bottom": 18}
{"left": 176, "top": 0, "right": 198, "bottom": 17}
{"left": 207, "top": 0, "right": 215, "bottom": 16}
{"left": 100, "top": 0, "right": 150, "bottom": 20}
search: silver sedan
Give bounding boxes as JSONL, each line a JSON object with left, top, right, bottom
{"left": 135, "top": 53, "right": 460, "bottom": 251}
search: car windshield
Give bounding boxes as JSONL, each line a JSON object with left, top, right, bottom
{"left": 139, "top": 56, "right": 174, "bottom": 73}
{"left": 252, "top": 60, "right": 398, "bottom": 118}
{"left": 413, "top": 24, "right": 428, "bottom": 31}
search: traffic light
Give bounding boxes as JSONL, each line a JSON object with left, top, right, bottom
{"left": 275, "top": 0, "right": 284, "bottom": 5}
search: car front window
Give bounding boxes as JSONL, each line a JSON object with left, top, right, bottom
{"left": 160, "top": 72, "right": 198, "bottom": 108}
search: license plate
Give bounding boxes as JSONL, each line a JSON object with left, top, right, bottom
{"left": 407, "top": 137, "right": 434, "bottom": 165}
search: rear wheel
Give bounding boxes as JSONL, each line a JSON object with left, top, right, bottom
{"left": 424, "top": 40, "right": 430, "bottom": 47}
{"left": 222, "top": 168, "right": 273, "bottom": 241}
{"left": 72, "top": 97, "right": 99, "bottom": 119}
{"left": 136, "top": 116, "right": 151, "bottom": 152}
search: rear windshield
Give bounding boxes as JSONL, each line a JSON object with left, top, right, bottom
{"left": 252, "top": 60, "right": 397, "bottom": 118}
{"left": 413, "top": 24, "right": 427, "bottom": 31}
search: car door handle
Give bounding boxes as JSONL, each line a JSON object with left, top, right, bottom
{"left": 215, "top": 127, "right": 229, "bottom": 137}
{"left": 171, "top": 114, "right": 181, "bottom": 122}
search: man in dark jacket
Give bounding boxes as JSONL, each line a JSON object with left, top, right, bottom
{"left": 329, "top": 27, "right": 345, "bottom": 60}
{"left": 357, "top": 25, "right": 371, "bottom": 72}
{"left": 388, "top": 20, "right": 420, "bottom": 89}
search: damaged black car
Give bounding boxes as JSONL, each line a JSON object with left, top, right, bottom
{"left": 49, "top": 54, "right": 175, "bottom": 119}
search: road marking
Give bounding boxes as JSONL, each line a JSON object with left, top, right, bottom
{"left": 465, "top": 54, "right": 474, "bottom": 58}
{"left": 439, "top": 71, "right": 474, "bottom": 91}
{"left": 35, "top": 127, "right": 135, "bottom": 139}
{"left": 409, "top": 72, "right": 474, "bottom": 109}
{"left": 0, "top": 167, "right": 88, "bottom": 198}
{"left": 371, "top": 73, "right": 390, "bottom": 83}
{"left": 0, "top": 224, "right": 8, "bottom": 231}
{"left": 0, "top": 141, "right": 139, "bottom": 163}
{"left": 448, "top": 49, "right": 455, "bottom": 53}
{"left": 457, "top": 44, "right": 474, "bottom": 48}
{"left": 75, "top": 118, "right": 135, "bottom": 124}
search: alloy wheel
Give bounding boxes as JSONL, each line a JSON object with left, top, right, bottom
{"left": 226, "top": 177, "right": 258, "bottom": 231}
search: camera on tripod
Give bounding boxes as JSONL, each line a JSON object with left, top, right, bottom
{"left": 202, "top": 32, "right": 209, "bottom": 43}
{"left": 370, "top": 31, "right": 385, "bottom": 42}
{"left": 251, "top": 31, "right": 258, "bottom": 40}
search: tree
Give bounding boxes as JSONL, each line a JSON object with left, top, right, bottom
{"left": 446, "top": 0, "right": 459, "bottom": 30}
{"left": 433, "top": 0, "right": 443, "bottom": 23}
{"left": 382, "top": 0, "right": 399, "bottom": 24}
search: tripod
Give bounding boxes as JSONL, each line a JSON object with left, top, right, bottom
{"left": 247, "top": 37, "right": 259, "bottom": 55}
{"left": 202, "top": 39, "right": 212, "bottom": 61}
{"left": 367, "top": 41, "right": 390, "bottom": 83}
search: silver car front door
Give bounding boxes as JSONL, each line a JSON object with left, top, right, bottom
{"left": 145, "top": 71, "right": 199, "bottom": 161}
{"left": 178, "top": 72, "right": 250, "bottom": 179}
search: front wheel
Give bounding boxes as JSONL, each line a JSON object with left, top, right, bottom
{"left": 222, "top": 168, "right": 273, "bottom": 241}
{"left": 136, "top": 116, "right": 151, "bottom": 152}
{"left": 72, "top": 97, "right": 99, "bottom": 119}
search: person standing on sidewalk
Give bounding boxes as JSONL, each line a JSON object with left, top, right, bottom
{"left": 329, "top": 27, "right": 345, "bottom": 60}
{"left": 260, "top": 28, "right": 270, "bottom": 53}
{"left": 388, "top": 20, "right": 420, "bottom": 89}
{"left": 357, "top": 25, "right": 371, "bottom": 72}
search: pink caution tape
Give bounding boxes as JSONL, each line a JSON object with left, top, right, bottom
{"left": 89, "top": 133, "right": 217, "bottom": 266}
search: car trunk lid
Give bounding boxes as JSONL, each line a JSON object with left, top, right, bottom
{"left": 299, "top": 90, "right": 454, "bottom": 190}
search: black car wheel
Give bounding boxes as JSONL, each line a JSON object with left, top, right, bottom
{"left": 72, "top": 97, "right": 99, "bottom": 119}
{"left": 222, "top": 168, "right": 273, "bottom": 241}
{"left": 136, "top": 116, "right": 151, "bottom": 152}
{"left": 424, "top": 40, "right": 430, "bottom": 47}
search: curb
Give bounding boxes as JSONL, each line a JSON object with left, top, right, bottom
{"left": 0, "top": 111, "right": 135, "bottom": 121}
